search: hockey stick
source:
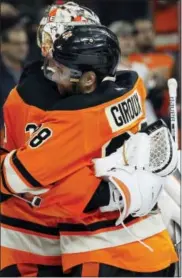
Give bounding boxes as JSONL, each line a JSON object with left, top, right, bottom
{"left": 168, "top": 78, "right": 181, "bottom": 277}
{"left": 168, "top": 79, "right": 178, "bottom": 146}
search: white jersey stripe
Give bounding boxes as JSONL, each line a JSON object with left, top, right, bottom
{"left": 60, "top": 213, "right": 166, "bottom": 254}
{"left": 3, "top": 151, "right": 48, "bottom": 194}
{"left": 1, "top": 226, "right": 61, "bottom": 256}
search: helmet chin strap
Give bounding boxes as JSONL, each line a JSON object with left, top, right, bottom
{"left": 69, "top": 69, "right": 83, "bottom": 94}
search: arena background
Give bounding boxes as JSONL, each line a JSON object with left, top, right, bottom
{"left": 0, "top": 0, "right": 181, "bottom": 276}
{"left": 0, "top": 0, "right": 181, "bottom": 146}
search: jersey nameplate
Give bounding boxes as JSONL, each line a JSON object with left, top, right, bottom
{"left": 105, "top": 90, "right": 143, "bottom": 132}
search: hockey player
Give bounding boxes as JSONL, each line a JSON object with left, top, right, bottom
{"left": 0, "top": 3, "right": 101, "bottom": 277}
{"left": 1, "top": 24, "right": 178, "bottom": 277}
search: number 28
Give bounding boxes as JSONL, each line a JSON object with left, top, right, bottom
{"left": 25, "top": 123, "right": 52, "bottom": 148}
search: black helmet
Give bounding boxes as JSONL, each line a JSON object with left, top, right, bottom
{"left": 52, "top": 24, "right": 120, "bottom": 81}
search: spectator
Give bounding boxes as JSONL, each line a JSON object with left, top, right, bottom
{"left": 153, "top": 0, "right": 179, "bottom": 52}
{"left": 0, "top": 21, "right": 29, "bottom": 127}
{"left": 1, "top": 2, "right": 19, "bottom": 17}
{"left": 109, "top": 20, "right": 157, "bottom": 124}
{"left": 131, "top": 18, "right": 175, "bottom": 79}
{"left": 109, "top": 20, "right": 150, "bottom": 83}
{"left": 131, "top": 18, "right": 174, "bottom": 78}
{"left": 130, "top": 18, "right": 175, "bottom": 121}
{"left": 133, "top": 19, "right": 155, "bottom": 53}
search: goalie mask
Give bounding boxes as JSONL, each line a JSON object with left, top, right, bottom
{"left": 37, "top": 2, "right": 101, "bottom": 57}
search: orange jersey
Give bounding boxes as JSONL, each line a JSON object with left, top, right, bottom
{"left": 1, "top": 61, "right": 62, "bottom": 269}
{"left": 1, "top": 71, "right": 146, "bottom": 206}
{"left": 1, "top": 70, "right": 178, "bottom": 272}
{"left": 59, "top": 214, "right": 178, "bottom": 273}
{"left": 3, "top": 63, "right": 61, "bottom": 151}
{"left": 129, "top": 52, "right": 174, "bottom": 79}
{"left": 1, "top": 68, "right": 145, "bottom": 268}
{"left": 129, "top": 52, "right": 174, "bottom": 118}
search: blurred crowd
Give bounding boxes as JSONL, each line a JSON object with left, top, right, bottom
{"left": 0, "top": 0, "right": 181, "bottom": 147}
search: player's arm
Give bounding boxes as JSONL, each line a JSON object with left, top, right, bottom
{"left": 3, "top": 88, "right": 19, "bottom": 151}
{"left": 0, "top": 95, "right": 15, "bottom": 199}
{"left": 0, "top": 117, "right": 86, "bottom": 195}
{"left": 0, "top": 89, "right": 19, "bottom": 196}
{"left": 1, "top": 153, "right": 11, "bottom": 195}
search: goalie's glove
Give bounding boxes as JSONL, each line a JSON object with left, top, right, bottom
{"left": 142, "top": 120, "right": 178, "bottom": 176}
{"left": 93, "top": 132, "right": 151, "bottom": 176}
{"left": 93, "top": 120, "right": 178, "bottom": 177}
{"left": 100, "top": 167, "right": 164, "bottom": 223}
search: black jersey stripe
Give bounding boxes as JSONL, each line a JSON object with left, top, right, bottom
{"left": 12, "top": 151, "right": 43, "bottom": 188}
{"left": 1, "top": 214, "right": 59, "bottom": 236}
{"left": 1, "top": 159, "right": 14, "bottom": 194}
{"left": 58, "top": 214, "right": 135, "bottom": 232}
